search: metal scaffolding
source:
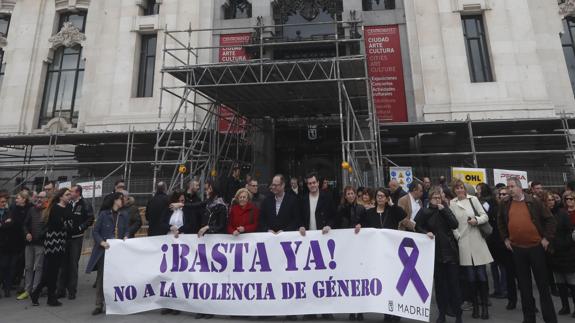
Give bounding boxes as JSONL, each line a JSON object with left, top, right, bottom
{"left": 157, "top": 17, "right": 383, "bottom": 188}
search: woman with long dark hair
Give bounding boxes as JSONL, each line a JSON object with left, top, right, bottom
{"left": 195, "top": 181, "right": 227, "bottom": 319}
{"left": 162, "top": 189, "right": 197, "bottom": 237}
{"left": 416, "top": 187, "right": 462, "bottom": 323}
{"left": 336, "top": 186, "right": 365, "bottom": 233}
{"left": 85, "top": 192, "right": 129, "bottom": 315}
{"left": 30, "top": 188, "right": 72, "bottom": 306}
{"left": 159, "top": 189, "right": 198, "bottom": 316}
{"left": 197, "top": 180, "right": 227, "bottom": 237}
{"left": 356, "top": 188, "right": 406, "bottom": 322}
{"left": 336, "top": 186, "right": 366, "bottom": 321}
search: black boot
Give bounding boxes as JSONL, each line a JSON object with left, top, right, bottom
{"left": 479, "top": 282, "right": 490, "bottom": 320}
{"left": 30, "top": 287, "right": 40, "bottom": 306}
{"left": 47, "top": 289, "right": 62, "bottom": 307}
{"left": 471, "top": 283, "right": 480, "bottom": 319}
{"left": 568, "top": 285, "right": 575, "bottom": 317}
{"left": 558, "top": 284, "right": 571, "bottom": 315}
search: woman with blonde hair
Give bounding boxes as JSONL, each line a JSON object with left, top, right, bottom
{"left": 227, "top": 188, "right": 259, "bottom": 235}
{"left": 450, "top": 179, "right": 493, "bottom": 320}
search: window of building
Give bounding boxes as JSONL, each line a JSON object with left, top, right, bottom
{"left": 0, "top": 14, "right": 11, "bottom": 91}
{"left": 461, "top": 15, "right": 494, "bottom": 83}
{"left": 137, "top": 34, "right": 157, "bottom": 97}
{"left": 562, "top": 17, "right": 575, "bottom": 95}
{"left": 39, "top": 11, "right": 87, "bottom": 126}
{"left": 0, "top": 14, "right": 9, "bottom": 36}
{"left": 142, "top": 0, "right": 160, "bottom": 16}
{"left": 362, "top": 0, "right": 396, "bottom": 11}
{"left": 223, "top": 0, "right": 252, "bottom": 19}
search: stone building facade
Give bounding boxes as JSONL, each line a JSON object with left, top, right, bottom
{"left": 0, "top": 0, "right": 574, "bottom": 190}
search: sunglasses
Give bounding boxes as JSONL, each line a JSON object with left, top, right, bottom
{"left": 565, "top": 197, "right": 574, "bottom": 201}
{"left": 499, "top": 193, "right": 508, "bottom": 196}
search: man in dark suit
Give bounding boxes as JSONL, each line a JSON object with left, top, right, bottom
{"left": 145, "top": 182, "right": 169, "bottom": 236}
{"left": 258, "top": 174, "right": 300, "bottom": 321}
{"left": 299, "top": 172, "right": 336, "bottom": 235}
{"left": 259, "top": 174, "right": 300, "bottom": 234}
{"left": 298, "top": 172, "right": 336, "bottom": 321}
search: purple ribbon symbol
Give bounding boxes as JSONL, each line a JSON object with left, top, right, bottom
{"left": 396, "top": 237, "right": 430, "bottom": 303}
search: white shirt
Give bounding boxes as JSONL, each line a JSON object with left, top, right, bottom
{"left": 309, "top": 193, "right": 319, "bottom": 230}
{"left": 409, "top": 193, "right": 421, "bottom": 220}
{"left": 169, "top": 209, "right": 184, "bottom": 229}
{"left": 275, "top": 193, "right": 285, "bottom": 215}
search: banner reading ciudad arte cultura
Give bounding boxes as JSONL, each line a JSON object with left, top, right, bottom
{"left": 104, "top": 229, "right": 435, "bottom": 321}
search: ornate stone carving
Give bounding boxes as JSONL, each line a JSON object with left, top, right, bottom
{"left": 559, "top": 0, "right": 575, "bottom": 17}
{"left": 48, "top": 22, "right": 86, "bottom": 49}
{"left": 41, "top": 117, "right": 72, "bottom": 134}
{"left": 223, "top": 0, "right": 252, "bottom": 19}
{"left": 272, "top": 0, "right": 342, "bottom": 23}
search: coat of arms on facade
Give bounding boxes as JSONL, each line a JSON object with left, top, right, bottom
{"left": 560, "top": 0, "right": 575, "bottom": 17}
{"left": 48, "top": 22, "right": 86, "bottom": 49}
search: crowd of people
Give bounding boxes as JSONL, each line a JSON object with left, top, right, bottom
{"left": 0, "top": 166, "right": 574, "bottom": 323}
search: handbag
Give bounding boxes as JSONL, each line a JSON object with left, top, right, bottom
{"left": 468, "top": 197, "right": 493, "bottom": 239}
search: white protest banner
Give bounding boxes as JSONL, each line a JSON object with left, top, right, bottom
{"left": 104, "top": 229, "right": 435, "bottom": 321}
{"left": 389, "top": 167, "right": 413, "bottom": 191}
{"left": 77, "top": 180, "right": 103, "bottom": 198}
{"left": 493, "top": 169, "right": 528, "bottom": 188}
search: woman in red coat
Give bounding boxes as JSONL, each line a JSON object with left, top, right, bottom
{"left": 227, "top": 188, "right": 259, "bottom": 235}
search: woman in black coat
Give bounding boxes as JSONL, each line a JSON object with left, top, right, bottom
{"left": 195, "top": 181, "right": 226, "bottom": 319}
{"left": 336, "top": 186, "right": 366, "bottom": 231}
{"left": 198, "top": 180, "right": 227, "bottom": 237}
{"left": 415, "top": 187, "right": 461, "bottom": 323}
{"left": 160, "top": 189, "right": 198, "bottom": 316}
{"left": 547, "top": 191, "right": 575, "bottom": 316}
{"left": 336, "top": 186, "right": 365, "bottom": 321}
{"left": 162, "top": 190, "right": 198, "bottom": 236}
{"left": 31, "top": 188, "right": 72, "bottom": 307}
{"left": 356, "top": 188, "right": 405, "bottom": 323}
{"left": 359, "top": 188, "right": 406, "bottom": 230}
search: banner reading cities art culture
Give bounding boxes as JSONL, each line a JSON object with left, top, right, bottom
{"left": 104, "top": 229, "right": 435, "bottom": 321}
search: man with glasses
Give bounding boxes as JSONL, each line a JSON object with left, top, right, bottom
{"left": 497, "top": 187, "right": 509, "bottom": 202}
{"left": 258, "top": 174, "right": 300, "bottom": 321}
{"left": 246, "top": 179, "right": 265, "bottom": 209}
{"left": 498, "top": 177, "right": 557, "bottom": 323}
{"left": 259, "top": 175, "right": 300, "bottom": 235}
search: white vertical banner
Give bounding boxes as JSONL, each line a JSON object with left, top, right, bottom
{"left": 104, "top": 229, "right": 435, "bottom": 321}
{"left": 389, "top": 167, "right": 413, "bottom": 191}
